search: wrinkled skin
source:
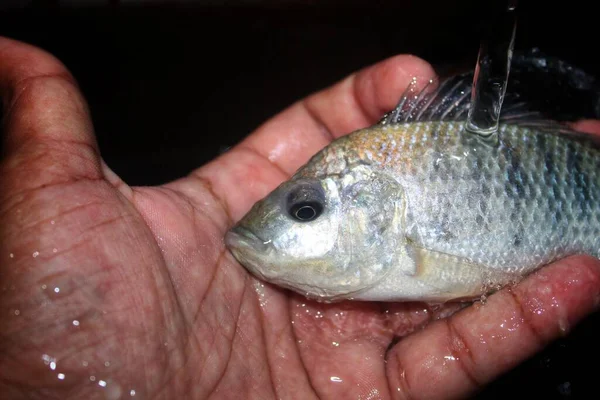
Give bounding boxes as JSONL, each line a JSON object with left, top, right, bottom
{"left": 1, "top": 36, "right": 600, "bottom": 399}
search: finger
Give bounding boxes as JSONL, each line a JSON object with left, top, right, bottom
{"left": 185, "top": 55, "right": 435, "bottom": 222}
{"left": 571, "top": 119, "right": 600, "bottom": 135}
{"left": 239, "top": 54, "right": 435, "bottom": 175}
{"left": 0, "top": 36, "right": 102, "bottom": 193}
{"left": 386, "top": 255, "right": 600, "bottom": 400}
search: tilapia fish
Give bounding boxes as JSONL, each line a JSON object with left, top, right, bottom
{"left": 225, "top": 58, "right": 600, "bottom": 303}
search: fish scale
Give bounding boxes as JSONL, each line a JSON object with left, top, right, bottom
{"left": 311, "top": 121, "right": 600, "bottom": 274}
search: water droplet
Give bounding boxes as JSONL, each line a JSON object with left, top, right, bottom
{"left": 253, "top": 281, "right": 268, "bottom": 307}
{"left": 219, "top": 145, "right": 231, "bottom": 154}
{"left": 14, "top": 309, "right": 20, "bottom": 316}
{"left": 558, "top": 318, "right": 570, "bottom": 335}
{"left": 72, "top": 320, "right": 80, "bottom": 326}
{"left": 98, "top": 380, "right": 107, "bottom": 387}
{"left": 332, "top": 341, "right": 340, "bottom": 347}
{"left": 130, "top": 389, "right": 136, "bottom": 396}
{"left": 364, "top": 388, "right": 380, "bottom": 400}
{"left": 42, "top": 354, "right": 55, "bottom": 365}
{"left": 104, "top": 361, "right": 111, "bottom": 367}
{"left": 57, "top": 373, "right": 65, "bottom": 380}
{"left": 41, "top": 284, "right": 47, "bottom": 290}
{"left": 330, "top": 376, "right": 343, "bottom": 383}
{"left": 9, "top": 253, "right": 14, "bottom": 258}
{"left": 82, "top": 360, "right": 88, "bottom": 367}
{"left": 50, "top": 220, "right": 55, "bottom": 225}
{"left": 90, "top": 375, "right": 96, "bottom": 382}
{"left": 32, "top": 251, "right": 39, "bottom": 258}
{"left": 53, "top": 248, "right": 58, "bottom": 253}
{"left": 50, "top": 361, "right": 57, "bottom": 370}
{"left": 479, "top": 294, "right": 488, "bottom": 304}
{"left": 54, "top": 287, "right": 60, "bottom": 293}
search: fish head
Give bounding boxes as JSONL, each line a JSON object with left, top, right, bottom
{"left": 225, "top": 165, "right": 406, "bottom": 301}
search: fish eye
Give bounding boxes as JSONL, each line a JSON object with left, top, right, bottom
{"left": 290, "top": 201, "right": 323, "bottom": 221}
{"left": 286, "top": 182, "right": 325, "bottom": 223}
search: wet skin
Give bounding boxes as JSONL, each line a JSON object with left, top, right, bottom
{"left": 1, "top": 36, "right": 600, "bottom": 399}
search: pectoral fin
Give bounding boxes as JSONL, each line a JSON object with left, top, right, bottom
{"left": 407, "top": 244, "right": 518, "bottom": 300}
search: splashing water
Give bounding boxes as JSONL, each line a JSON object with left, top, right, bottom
{"left": 466, "top": 0, "right": 518, "bottom": 137}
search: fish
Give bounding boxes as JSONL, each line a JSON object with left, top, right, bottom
{"left": 225, "top": 52, "right": 600, "bottom": 303}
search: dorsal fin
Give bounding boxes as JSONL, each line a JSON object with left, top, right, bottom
{"left": 378, "top": 72, "right": 537, "bottom": 126}
{"left": 378, "top": 72, "right": 600, "bottom": 149}
{"left": 380, "top": 48, "right": 600, "bottom": 127}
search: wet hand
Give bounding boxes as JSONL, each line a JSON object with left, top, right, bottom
{"left": 1, "top": 37, "right": 599, "bottom": 400}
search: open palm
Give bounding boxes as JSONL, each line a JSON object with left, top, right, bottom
{"left": 1, "top": 37, "right": 599, "bottom": 400}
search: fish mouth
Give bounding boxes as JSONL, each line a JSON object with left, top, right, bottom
{"left": 225, "top": 226, "right": 271, "bottom": 253}
{"left": 225, "top": 226, "right": 275, "bottom": 282}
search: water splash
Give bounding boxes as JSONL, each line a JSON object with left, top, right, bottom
{"left": 466, "top": 0, "right": 518, "bottom": 137}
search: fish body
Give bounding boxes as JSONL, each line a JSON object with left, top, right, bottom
{"left": 225, "top": 60, "right": 600, "bottom": 303}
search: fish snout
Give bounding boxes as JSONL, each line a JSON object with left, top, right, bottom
{"left": 225, "top": 226, "right": 270, "bottom": 252}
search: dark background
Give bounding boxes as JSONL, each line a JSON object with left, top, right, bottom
{"left": 1, "top": 0, "right": 598, "bottom": 398}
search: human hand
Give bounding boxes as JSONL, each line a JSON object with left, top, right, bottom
{"left": 1, "top": 36, "right": 599, "bottom": 400}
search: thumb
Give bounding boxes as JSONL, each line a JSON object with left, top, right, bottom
{"left": 0, "top": 36, "right": 103, "bottom": 195}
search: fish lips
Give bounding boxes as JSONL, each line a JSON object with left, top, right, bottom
{"left": 225, "top": 226, "right": 275, "bottom": 279}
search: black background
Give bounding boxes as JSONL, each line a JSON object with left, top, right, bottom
{"left": 1, "top": 0, "right": 598, "bottom": 398}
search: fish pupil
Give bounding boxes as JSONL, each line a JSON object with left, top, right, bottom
{"left": 290, "top": 201, "right": 322, "bottom": 222}
{"left": 286, "top": 181, "right": 326, "bottom": 222}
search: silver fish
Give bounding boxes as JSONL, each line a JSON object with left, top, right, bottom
{"left": 225, "top": 68, "right": 600, "bottom": 303}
